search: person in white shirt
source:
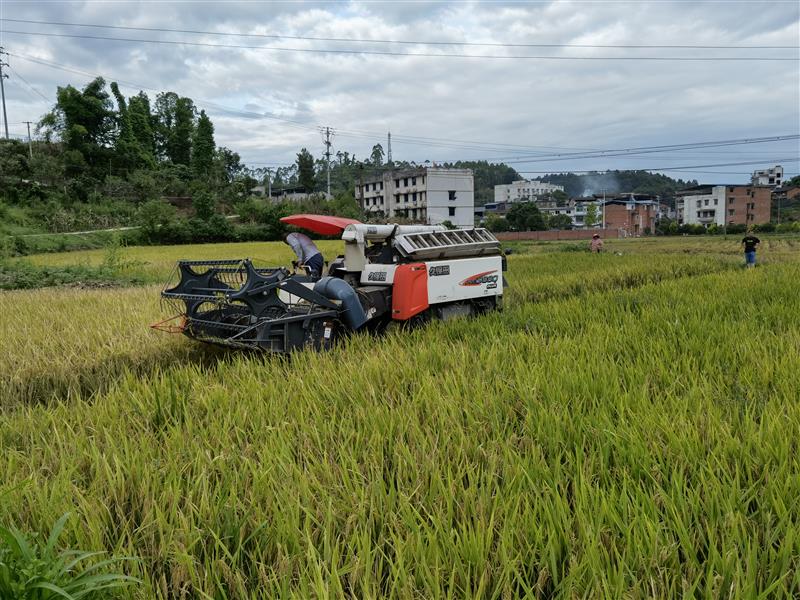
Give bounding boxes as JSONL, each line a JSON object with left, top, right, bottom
{"left": 284, "top": 232, "right": 324, "bottom": 278}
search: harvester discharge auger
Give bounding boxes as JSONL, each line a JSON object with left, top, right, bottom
{"left": 153, "top": 215, "right": 507, "bottom": 353}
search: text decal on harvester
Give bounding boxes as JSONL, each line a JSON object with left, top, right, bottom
{"left": 429, "top": 265, "right": 450, "bottom": 276}
{"left": 460, "top": 270, "right": 499, "bottom": 287}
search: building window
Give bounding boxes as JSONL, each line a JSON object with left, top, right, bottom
{"left": 729, "top": 197, "right": 734, "bottom": 203}
{"left": 704, "top": 199, "right": 709, "bottom": 206}
{"left": 422, "top": 176, "right": 426, "bottom": 185}
{"left": 403, "top": 178, "right": 408, "bottom": 186}
{"left": 412, "top": 177, "right": 417, "bottom": 185}
{"left": 696, "top": 200, "right": 701, "bottom": 208}
{"left": 448, "top": 207, "right": 456, "bottom": 217}
{"left": 728, "top": 209, "right": 735, "bottom": 216}
{"left": 448, "top": 190, "right": 457, "bottom": 201}
{"left": 380, "top": 182, "right": 384, "bottom": 190}
{"left": 404, "top": 193, "right": 409, "bottom": 203}
{"left": 394, "top": 179, "right": 399, "bottom": 187}
{"left": 713, "top": 199, "right": 718, "bottom": 205}
{"left": 412, "top": 192, "right": 417, "bottom": 202}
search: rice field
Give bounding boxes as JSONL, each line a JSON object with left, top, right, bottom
{"left": 2, "top": 235, "right": 799, "bottom": 598}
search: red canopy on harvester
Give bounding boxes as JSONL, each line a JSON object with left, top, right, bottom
{"left": 280, "top": 214, "right": 362, "bottom": 236}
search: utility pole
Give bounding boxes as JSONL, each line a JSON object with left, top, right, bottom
{"left": 23, "top": 121, "right": 33, "bottom": 158}
{"left": 0, "top": 47, "right": 9, "bottom": 140}
{"left": 323, "top": 126, "right": 333, "bottom": 199}
{"left": 601, "top": 189, "right": 606, "bottom": 230}
{"left": 387, "top": 131, "right": 392, "bottom": 165}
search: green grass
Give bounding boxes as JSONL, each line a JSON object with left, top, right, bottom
{"left": 1, "top": 237, "right": 799, "bottom": 598}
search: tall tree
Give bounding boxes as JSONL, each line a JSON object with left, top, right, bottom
{"left": 585, "top": 203, "right": 599, "bottom": 227}
{"left": 110, "top": 82, "right": 138, "bottom": 171}
{"left": 153, "top": 91, "right": 177, "bottom": 159}
{"left": 296, "top": 148, "right": 316, "bottom": 192}
{"left": 154, "top": 92, "right": 195, "bottom": 165}
{"left": 191, "top": 110, "right": 215, "bottom": 178}
{"left": 370, "top": 143, "right": 385, "bottom": 167}
{"left": 128, "top": 91, "right": 155, "bottom": 164}
{"left": 213, "top": 147, "right": 242, "bottom": 183}
{"left": 39, "top": 77, "right": 115, "bottom": 178}
{"left": 111, "top": 83, "right": 156, "bottom": 171}
{"left": 171, "top": 97, "right": 195, "bottom": 166}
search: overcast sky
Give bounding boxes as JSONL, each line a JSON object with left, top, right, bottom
{"left": 1, "top": 0, "right": 798, "bottom": 183}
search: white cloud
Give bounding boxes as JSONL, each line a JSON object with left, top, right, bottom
{"left": 0, "top": 0, "right": 797, "bottom": 181}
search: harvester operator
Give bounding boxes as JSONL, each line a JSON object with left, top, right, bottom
{"left": 284, "top": 232, "right": 324, "bottom": 278}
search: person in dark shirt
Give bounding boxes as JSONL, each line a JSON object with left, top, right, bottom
{"left": 741, "top": 231, "right": 761, "bottom": 268}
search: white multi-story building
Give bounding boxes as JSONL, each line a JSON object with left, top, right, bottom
{"left": 356, "top": 168, "right": 475, "bottom": 228}
{"left": 677, "top": 184, "right": 772, "bottom": 227}
{"left": 494, "top": 179, "right": 564, "bottom": 203}
{"left": 676, "top": 186, "right": 727, "bottom": 226}
{"left": 752, "top": 165, "right": 783, "bottom": 187}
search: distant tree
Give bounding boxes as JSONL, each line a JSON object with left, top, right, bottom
{"left": 328, "top": 191, "right": 362, "bottom": 219}
{"left": 192, "top": 189, "right": 215, "bottom": 221}
{"left": 110, "top": 82, "right": 155, "bottom": 172}
{"left": 213, "top": 147, "right": 243, "bottom": 184}
{"left": 137, "top": 199, "right": 177, "bottom": 241}
{"left": 552, "top": 190, "right": 569, "bottom": 206}
{"left": 171, "top": 97, "right": 195, "bottom": 166}
{"left": 507, "top": 203, "right": 546, "bottom": 231}
{"left": 484, "top": 214, "right": 509, "bottom": 232}
{"left": 128, "top": 91, "right": 155, "bottom": 164}
{"left": 0, "top": 139, "right": 31, "bottom": 182}
{"left": 786, "top": 175, "right": 800, "bottom": 188}
{"left": 296, "top": 148, "right": 316, "bottom": 192}
{"left": 585, "top": 203, "right": 599, "bottom": 227}
{"left": 39, "top": 77, "right": 115, "bottom": 178}
{"left": 370, "top": 144, "right": 385, "bottom": 167}
{"left": 191, "top": 110, "right": 215, "bottom": 178}
{"left": 548, "top": 214, "right": 573, "bottom": 230}
{"left": 154, "top": 92, "right": 195, "bottom": 165}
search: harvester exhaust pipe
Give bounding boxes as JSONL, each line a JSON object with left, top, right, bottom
{"left": 313, "top": 277, "right": 368, "bottom": 330}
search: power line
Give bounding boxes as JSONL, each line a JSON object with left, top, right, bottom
{"left": 7, "top": 51, "right": 321, "bottom": 133}
{"left": 0, "top": 47, "right": 9, "bottom": 139}
{"left": 10, "top": 50, "right": 798, "bottom": 164}
{"left": 2, "top": 18, "right": 797, "bottom": 50}
{"left": 499, "top": 135, "right": 800, "bottom": 163}
{"left": 517, "top": 157, "right": 800, "bottom": 173}
{"left": 2, "top": 30, "right": 797, "bottom": 61}
{"left": 5, "top": 64, "right": 51, "bottom": 102}
{"left": 6, "top": 50, "right": 797, "bottom": 174}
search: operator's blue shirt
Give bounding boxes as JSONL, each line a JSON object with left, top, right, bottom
{"left": 285, "top": 232, "right": 322, "bottom": 263}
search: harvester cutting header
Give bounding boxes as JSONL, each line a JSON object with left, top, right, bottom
{"left": 154, "top": 214, "right": 507, "bottom": 352}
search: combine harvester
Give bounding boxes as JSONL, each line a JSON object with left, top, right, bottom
{"left": 153, "top": 214, "right": 506, "bottom": 352}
